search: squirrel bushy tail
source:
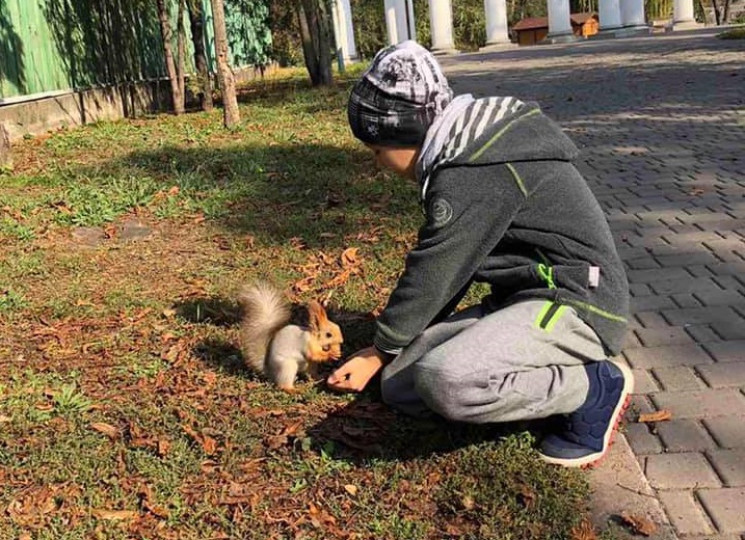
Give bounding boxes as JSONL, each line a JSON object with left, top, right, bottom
{"left": 237, "top": 282, "right": 292, "bottom": 372}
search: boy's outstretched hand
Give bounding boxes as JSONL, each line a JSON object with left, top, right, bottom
{"left": 327, "top": 346, "right": 385, "bottom": 392}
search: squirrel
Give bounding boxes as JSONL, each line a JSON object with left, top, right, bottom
{"left": 237, "top": 281, "right": 344, "bottom": 392}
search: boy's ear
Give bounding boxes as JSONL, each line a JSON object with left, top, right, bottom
{"left": 307, "top": 301, "right": 329, "bottom": 332}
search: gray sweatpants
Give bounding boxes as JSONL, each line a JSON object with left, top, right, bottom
{"left": 380, "top": 299, "right": 607, "bottom": 423}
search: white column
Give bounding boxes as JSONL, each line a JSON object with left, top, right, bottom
{"left": 673, "top": 0, "right": 696, "bottom": 23}
{"left": 429, "top": 0, "right": 457, "bottom": 54}
{"left": 598, "top": 0, "right": 623, "bottom": 30}
{"left": 621, "top": 0, "right": 647, "bottom": 27}
{"left": 384, "top": 0, "right": 400, "bottom": 44}
{"left": 483, "top": 0, "right": 511, "bottom": 44}
{"left": 385, "top": 0, "right": 412, "bottom": 44}
{"left": 547, "top": 0, "right": 574, "bottom": 37}
{"left": 339, "top": 0, "right": 358, "bottom": 61}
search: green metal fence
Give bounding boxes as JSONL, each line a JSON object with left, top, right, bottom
{"left": 0, "top": 0, "right": 271, "bottom": 102}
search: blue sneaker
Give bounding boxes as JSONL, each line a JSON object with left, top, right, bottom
{"left": 538, "top": 360, "right": 634, "bottom": 468}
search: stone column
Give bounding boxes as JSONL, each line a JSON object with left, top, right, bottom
{"left": 483, "top": 0, "right": 511, "bottom": 46}
{"left": 621, "top": 0, "right": 647, "bottom": 28}
{"left": 384, "top": 0, "right": 401, "bottom": 44}
{"left": 546, "top": 0, "right": 576, "bottom": 41}
{"left": 673, "top": 0, "right": 696, "bottom": 26}
{"left": 339, "top": 0, "right": 358, "bottom": 61}
{"left": 429, "top": 0, "right": 457, "bottom": 54}
{"left": 598, "top": 0, "right": 623, "bottom": 30}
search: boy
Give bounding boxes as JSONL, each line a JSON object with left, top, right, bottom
{"left": 327, "top": 41, "right": 632, "bottom": 468}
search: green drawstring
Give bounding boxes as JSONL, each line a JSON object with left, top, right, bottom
{"left": 537, "top": 263, "right": 556, "bottom": 290}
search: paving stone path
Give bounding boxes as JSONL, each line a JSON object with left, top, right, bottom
{"left": 443, "top": 27, "right": 745, "bottom": 539}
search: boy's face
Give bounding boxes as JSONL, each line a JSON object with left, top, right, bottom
{"left": 366, "top": 144, "right": 419, "bottom": 180}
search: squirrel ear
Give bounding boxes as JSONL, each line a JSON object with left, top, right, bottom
{"left": 307, "top": 301, "right": 328, "bottom": 332}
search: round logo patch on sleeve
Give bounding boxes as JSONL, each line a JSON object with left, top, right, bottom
{"left": 429, "top": 197, "right": 454, "bottom": 228}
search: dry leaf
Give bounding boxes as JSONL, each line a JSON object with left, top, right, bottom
{"left": 638, "top": 410, "right": 672, "bottom": 423}
{"left": 167, "top": 186, "right": 180, "bottom": 196}
{"left": 620, "top": 512, "right": 657, "bottom": 537}
{"left": 90, "top": 422, "right": 120, "bottom": 439}
{"left": 570, "top": 518, "right": 598, "bottom": 540}
{"left": 343, "top": 484, "right": 358, "bottom": 496}
{"left": 202, "top": 435, "right": 218, "bottom": 456}
{"left": 340, "top": 247, "right": 360, "bottom": 267}
{"left": 0, "top": 415, "right": 11, "bottom": 423}
{"left": 91, "top": 509, "right": 138, "bottom": 521}
{"left": 157, "top": 438, "right": 171, "bottom": 457}
{"left": 162, "top": 308, "right": 176, "bottom": 318}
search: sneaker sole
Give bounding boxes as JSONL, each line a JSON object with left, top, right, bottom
{"left": 538, "top": 361, "right": 634, "bottom": 469}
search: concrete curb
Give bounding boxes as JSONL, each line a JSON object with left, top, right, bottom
{"left": 588, "top": 434, "right": 677, "bottom": 539}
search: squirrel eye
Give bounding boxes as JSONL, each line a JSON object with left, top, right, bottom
{"left": 325, "top": 332, "right": 332, "bottom": 338}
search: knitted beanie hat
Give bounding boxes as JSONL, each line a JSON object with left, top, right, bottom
{"left": 347, "top": 41, "right": 453, "bottom": 148}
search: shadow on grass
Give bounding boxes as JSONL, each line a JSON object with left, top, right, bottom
{"left": 173, "top": 296, "right": 242, "bottom": 326}
{"left": 306, "top": 396, "right": 552, "bottom": 463}
{"left": 93, "top": 142, "right": 415, "bottom": 248}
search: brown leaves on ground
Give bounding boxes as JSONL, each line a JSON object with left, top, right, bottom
{"left": 182, "top": 424, "right": 219, "bottom": 456}
{"left": 91, "top": 509, "right": 139, "bottom": 521}
{"left": 619, "top": 512, "right": 658, "bottom": 537}
{"left": 570, "top": 518, "right": 598, "bottom": 540}
{"left": 637, "top": 410, "right": 672, "bottom": 423}
{"left": 89, "top": 422, "right": 120, "bottom": 440}
{"left": 292, "top": 245, "right": 365, "bottom": 299}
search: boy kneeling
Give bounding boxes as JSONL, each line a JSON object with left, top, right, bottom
{"left": 328, "top": 42, "right": 633, "bottom": 468}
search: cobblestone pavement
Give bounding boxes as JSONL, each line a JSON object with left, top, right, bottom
{"left": 442, "top": 27, "right": 745, "bottom": 539}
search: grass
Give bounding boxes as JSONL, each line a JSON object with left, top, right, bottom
{"left": 0, "top": 67, "right": 598, "bottom": 539}
{"left": 718, "top": 25, "right": 745, "bottom": 39}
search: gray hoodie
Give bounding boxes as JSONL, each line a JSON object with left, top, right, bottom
{"left": 374, "top": 99, "right": 629, "bottom": 356}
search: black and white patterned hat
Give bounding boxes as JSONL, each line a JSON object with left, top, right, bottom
{"left": 348, "top": 41, "right": 453, "bottom": 148}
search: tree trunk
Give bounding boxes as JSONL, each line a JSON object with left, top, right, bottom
{"left": 187, "top": 0, "right": 213, "bottom": 111}
{"left": 297, "top": 0, "right": 333, "bottom": 86}
{"left": 176, "top": 0, "right": 186, "bottom": 107}
{"left": 0, "top": 124, "right": 10, "bottom": 168}
{"left": 156, "top": 0, "right": 185, "bottom": 114}
{"left": 209, "top": 0, "right": 240, "bottom": 128}
{"left": 722, "top": 0, "right": 731, "bottom": 22}
{"left": 711, "top": 0, "right": 722, "bottom": 24}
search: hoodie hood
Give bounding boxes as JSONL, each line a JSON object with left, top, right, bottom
{"left": 417, "top": 96, "right": 579, "bottom": 200}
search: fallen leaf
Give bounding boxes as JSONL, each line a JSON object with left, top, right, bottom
{"left": 461, "top": 495, "right": 475, "bottom": 511}
{"left": 517, "top": 484, "right": 536, "bottom": 508}
{"left": 620, "top": 512, "right": 657, "bottom": 537}
{"left": 157, "top": 438, "right": 171, "bottom": 457}
{"left": 162, "top": 308, "right": 176, "bottom": 318}
{"left": 570, "top": 518, "right": 598, "bottom": 540}
{"left": 91, "top": 509, "right": 138, "bottom": 521}
{"left": 0, "top": 415, "right": 11, "bottom": 423}
{"left": 202, "top": 435, "right": 218, "bottom": 456}
{"left": 167, "top": 186, "right": 180, "bottom": 196}
{"left": 343, "top": 484, "right": 358, "bottom": 496}
{"left": 193, "top": 214, "right": 206, "bottom": 224}
{"left": 293, "top": 276, "right": 314, "bottom": 293}
{"left": 90, "top": 422, "right": 120, "bottom": 439}
{"left": 201, "top": 460, "right": 220, "bottom": 474}
{"left": 340, "top": 247, "right": 360, "bottom": 267}
{"left": 638, "top": 410, "right": 672, "bottom": 423}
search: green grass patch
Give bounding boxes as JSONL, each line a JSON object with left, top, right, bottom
{"left": 718, "top": 25, "right": 745, "bottom": 39}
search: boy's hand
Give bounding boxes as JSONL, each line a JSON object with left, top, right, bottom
{"left": 327, "top": 346, "right": 385, "bottom": 392}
